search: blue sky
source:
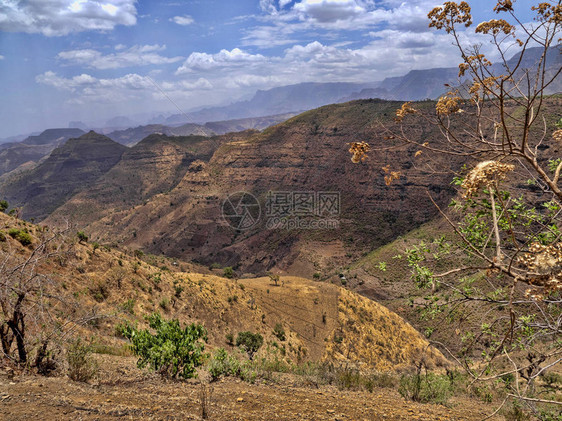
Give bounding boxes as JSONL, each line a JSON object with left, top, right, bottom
{"left": 0, "top": 0, "right": 537, "bottom": 138}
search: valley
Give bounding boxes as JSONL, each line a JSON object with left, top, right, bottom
{"left": 1, "top": 3, "right": 562, "bottom": 418}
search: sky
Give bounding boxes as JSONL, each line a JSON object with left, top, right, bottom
{"left": 0, "top": 0, "right": 538, "bottom": 138}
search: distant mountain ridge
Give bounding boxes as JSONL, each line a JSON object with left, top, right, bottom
{"left": 0, "top": 128, "right": 85, "bottom": 178}
{"left": 105, "top": 113, "right": 298, "bottom": 146}
{"left": 0, "top": 131, "right": 127, "bottom": 220}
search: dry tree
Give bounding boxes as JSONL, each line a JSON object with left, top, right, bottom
{"left": 351, "top": 1, "right": 562, "bottom": 417}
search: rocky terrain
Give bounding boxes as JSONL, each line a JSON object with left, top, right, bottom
{"left": 42, "top": 99, "right": 466, "bottom": 276}
{"left": 0, "top": 360, "right": 499, "bottom": 421}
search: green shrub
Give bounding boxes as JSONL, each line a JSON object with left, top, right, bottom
{"left": 67, "top": 338, "right": 98, "bottom": 382}
{"left": 0, "top": 200, "right": 8, "bottom": 212}
{"left": 273, "top": 323, "right": 286, "bottom": 341}
{"left": 121, "top": 298, "right": 135, "bottom": 315}
{"left": 8, "top": 228, "right": 32, "bottom": 246}
{"left": 77, "top": 231, "right": 88, "bottom": 243}
{"left": 223, "top": 267, "right": 234, "bottom": 279}
{"left": 159, "top": 298, "right": 169, "bottom": 311}
{"left": 208, "top": 347, "right": 241, "bottom": 381}
{"left": 236, "top": 331, "right": 263, "bottom": 360}
{"left": 399, "top": 371, "right": 451, "bottom": 405}
{"left": 120, "top": 313, "right": 207, "bottom": 379}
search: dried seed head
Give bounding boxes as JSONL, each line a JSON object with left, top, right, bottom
{"left": 461, "top": 160, "right": 515, "bottom": 198}
{"left": 349, "top": 142, "right": 370, "bottom": 163}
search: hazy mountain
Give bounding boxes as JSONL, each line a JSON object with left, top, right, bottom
{"left": 21, "top": 128, "right": 85, "bottom": 146}
{"left": 68, "top": 121, "right": 89, "bottom": 131}
{"left": 106, "top": 113, "right": 297, "bottom": 146}
{"left": 347, "top": 46, "right": 562, "bottom": 102}
{"left": 164, "top": 82, "right": 375, "bottom": 125}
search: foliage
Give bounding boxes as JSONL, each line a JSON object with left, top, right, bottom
{"left": 76, "top": 231, "right": 88, "bottom": 243}
{"left": 223, "top": 267, "right": 234, "bottom": 279}
{"left": 8, "top": 228, "right": 32, "bottom": 246}
{"left": 236, "top": 331, "right": 263, "bottom": 360}
{"left": 208, "top": 347, "right": 241, "bottom": 381}
{"left": 0, "top": 200, "right": 8, "bottom": 212}
{"left": 398, "top": 371, "right": 452, "bottom": 405}
{"left": 67, "top": 338, "right": 98, "bottom": 382}
{"left": 350, "top": 0, "right": 562, "bottom": 415}
{"left": 120, "top": 313, "right": 207, "bottom": 379}
{"left": 273, "top": 323, "right": 286, "bottom": 341}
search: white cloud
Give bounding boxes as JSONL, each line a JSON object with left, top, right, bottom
{"left": 0, "top": 0, "right": 137, "bottom": 36}
{"left": 294, "top": 0, "right": 367, "bottom": 23}
{"left": 0, "top": 55, "right": 4, "bottom": 60}
{"left": 170, "top": 15, "right": 194, "bottom": 25}
{"left": 176, "top": 48, "right": 266, "bottom": 74}
{"left": 57, "top": 44, "right": 183, "bottom": 69}
{"left": 243, "top": 0, "right": 436, "bottom": 47}
{"left": 36, "top": 70, "right": 214, "bottom": 106}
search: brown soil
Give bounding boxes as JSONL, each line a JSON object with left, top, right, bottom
{"left": 0, "top": 355, "right": 500, "bottom": 421}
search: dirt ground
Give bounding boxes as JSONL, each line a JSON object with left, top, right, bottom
{"left": 0, "top": 354, "right": 501, "bottom": 421}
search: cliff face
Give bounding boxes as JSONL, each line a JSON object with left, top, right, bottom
{"left": 50, "top": 100, "right": 466, "bottom": 274}
{"left": 0, "top": 131, "right": 127, "bottom": 220}
{"left": 46, "top": 131, "right": 250, "bottom": 228}
{"left": 0, "top": 128, "right": 86, "bottom": 177}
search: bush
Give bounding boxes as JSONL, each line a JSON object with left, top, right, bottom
{"left": 0, "top": 200, "right": 8, "bottom": 213}
{"left": 67, "top": 338, "right": 98, "bottom": 382}
{"left": 223, "top": 267, "right": 234, "bottom": 279}
{"left": 399, "top": 371, "right": 451, "bottom": 405}
{"left": 236, "top": 331, "right": 263, "bottom": 360}
{"left": 8, "top": 228, "right": 32, "bottom": 246}
{"left": 76, "top": 231, "right": 88, "bottom": 243}
{"left": 273, "top": 323, "right": 286, "bottom": 341}
{"left": 208, "top": 348, "right": 241, "bottom": 381}
{"left": 121, "top": 313, "right": 207, "bottom": 379}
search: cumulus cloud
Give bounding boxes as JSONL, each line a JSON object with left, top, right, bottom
{"left": 243, "top": 0, "right": 436, "bottom": 47}
{"left": 57, "top": 44, "right": 183, "bottom": 69}
{"left": 0, "top": 0, "right": 137, "bottom": 36}
{"left": 176, "top": 48, "right": 266, "bottom": 74}
{"left": 294, "top": 0, "right": 367, "bottom": 23}
{"left": 170, "top": 15, "right": 194, "bottom": 25}
{"left": 36, "top": 70, "right": 213, "bottom": 107}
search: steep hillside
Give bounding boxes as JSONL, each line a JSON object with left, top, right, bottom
{"left": 46, "top": 131, "right": 248, "bottom": 228}
{"left": 50, "top": 99, "right": 466, "bottom": 275}
{"left": 0, "top": 212, "right": 445, "bottom": 371}
{"left": 0, "top": 131, "right": 127, "bottom": 220}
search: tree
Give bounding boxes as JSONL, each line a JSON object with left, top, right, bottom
{"left": 121, "top": 313, "right": 207, "bottom": 379}
{"left": 76, "top": 231, "right": 88, "bottom": 243}
{"left": 0, "top": 222, "right": 89, "bottom": 372}
{"left": 223, "top": 267, "right": 234, "bottom": 279}
{"left": 351, "top": 1, "right": 562, "bottom": 417}
{"left": 236, "top": 331, "right": 263, "bottom": 360}
{"left": 269, "top": 273, "right": 280, "bottom": 286}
